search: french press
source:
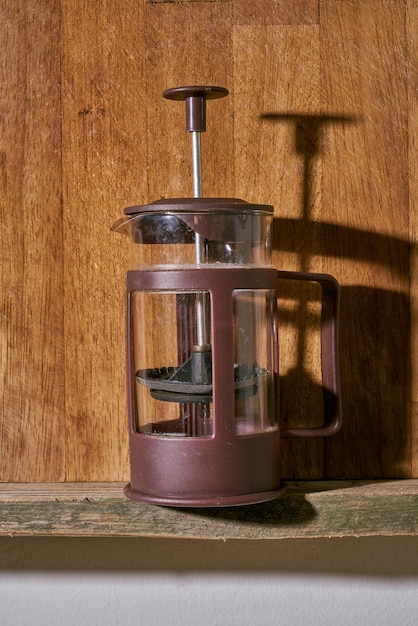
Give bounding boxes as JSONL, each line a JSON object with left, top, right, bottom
{"left": 113, "top": 86, "right": 342, "bottom": 507}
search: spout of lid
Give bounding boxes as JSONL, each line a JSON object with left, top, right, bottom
{"left": 111, "top": 215, "right": 135, "bottom": 237}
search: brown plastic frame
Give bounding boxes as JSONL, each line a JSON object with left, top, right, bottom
{"left": 123, "top": 267, "right": 341, "bottom": 507}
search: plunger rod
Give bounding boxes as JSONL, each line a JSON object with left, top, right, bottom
{"left": 192, "top": 130, "right": 203, "bottom": 198}
{"left": 191, "top": 129, "right": 210, "bottom": 347}
{"left": 162, "top": 86, "right": 229, "bottom": 352}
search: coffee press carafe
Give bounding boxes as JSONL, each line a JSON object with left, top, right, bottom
{"left": 113, "top": 86, "right": 342, "bottom": 507}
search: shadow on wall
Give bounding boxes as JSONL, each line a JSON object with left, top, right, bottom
{"left": 261, "top": 113, "right": 411, "bottom": 479}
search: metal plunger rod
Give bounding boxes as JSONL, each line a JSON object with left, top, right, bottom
{"left": 163, "top": 86, "right": 229, "bottom": 349}
{"left": 192, "top": 129, "right": 203, "bottom": 198}
{"left": 191, "top": 128, "right": 209, "bottom": 347}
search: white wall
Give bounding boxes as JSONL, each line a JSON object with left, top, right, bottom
{"left": 1, "top": 536, "right": 417, "bottom": 626}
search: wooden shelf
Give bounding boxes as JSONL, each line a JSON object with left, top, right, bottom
{"left": 0, "top": 481, "right": 417, "bottom": 540}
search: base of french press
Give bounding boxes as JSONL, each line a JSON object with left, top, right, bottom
{"left": 123, "top": 482, "right": 287, "bottom": 508}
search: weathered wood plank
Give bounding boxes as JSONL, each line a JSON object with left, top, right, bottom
{"left": 0, "top": 481, "right": 416, "bottom": 539}
{"left": 321, "top": 0, "right": 410, "bottom": 478}
{"left": 0, "top": 1, "right": 64, "bottom": 481}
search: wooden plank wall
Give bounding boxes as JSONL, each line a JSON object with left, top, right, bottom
{"left": 0, "top": 1, "right": 65, "bottom": 481}
{"left": 0, "top": 0, "right": 416, "bottom": 482}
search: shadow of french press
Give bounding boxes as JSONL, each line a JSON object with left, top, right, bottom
{"left": 261, "top": 113, "right": 411, "bottom": 480}
{"left": 175, "top": 493, "right": 318, "bottom": 526}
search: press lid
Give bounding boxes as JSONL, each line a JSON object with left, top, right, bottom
{"left": 113, "top": 87, "right": 273, "bottom": 242}
{"left": 123, "top": 197, "right": 273, "bottom": 216}
{"left": 113, "top": 198, "right": 273, "bottom": 243}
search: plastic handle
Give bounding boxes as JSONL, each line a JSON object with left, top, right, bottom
{"left": 277, "top": 270, "right": 342, "bottom": 438}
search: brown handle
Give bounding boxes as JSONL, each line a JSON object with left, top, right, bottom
{"left": 277, "top": 270, "right": 342, "bottom": 437}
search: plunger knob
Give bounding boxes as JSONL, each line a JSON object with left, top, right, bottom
{"left": 163, "top": 86, "right": 229, "bottom": 132}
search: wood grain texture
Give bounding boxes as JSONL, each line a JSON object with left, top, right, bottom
{"left": 0, "top": 1, "right": 64, "bottom": 481}
{"left": 320, "top": 0, "right": 410, "bottom": 478}
{"left": 145, "top": 1, "right": 234, "bottom": 200}
{"left": 234, "top": 0, "right": 319, "bottom": 25}
{"left": 408, "top": 0, "right": 418, "bottom": 477}
{"left": 0, "top": 481, "right": 417, "bottom": 539}
{"left": 61, "top": 0, "right": 148, "bottom": 480}
{"left": 0, "top": 0, "right": 416, "bottom": 484}
{"left": 147, "top": 0, "right": 230, "bottom": 3}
